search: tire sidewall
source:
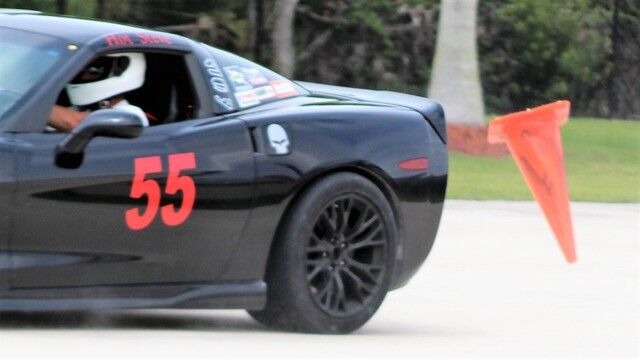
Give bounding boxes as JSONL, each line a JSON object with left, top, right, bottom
{"left": 276, "top": 173, "right": 397, "bottom": 333}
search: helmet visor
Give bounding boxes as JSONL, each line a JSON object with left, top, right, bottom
{"left": 70, "top": 56, "right": 130, "bottom": 84}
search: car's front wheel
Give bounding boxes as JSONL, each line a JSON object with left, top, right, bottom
{"left": 249, "top": 172, "right": 397, "bottom": 333}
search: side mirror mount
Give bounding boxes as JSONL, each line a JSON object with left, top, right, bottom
{"left": 56, "top": 109, "right": 144, "bottom": 169}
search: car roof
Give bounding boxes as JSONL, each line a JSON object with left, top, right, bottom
{"left": 0, "top": 11, "right": 152, "bottom": 44}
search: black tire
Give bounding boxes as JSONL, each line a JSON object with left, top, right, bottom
{"left": 249, "top": 172, "right": 397, "bottom": 333}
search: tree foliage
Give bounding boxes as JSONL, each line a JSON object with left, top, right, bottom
{"left": 480, "top": 0, "right": 612, "bottom": 116}
{"left": 1, "top": 0, "right": 637, "bottom": 118}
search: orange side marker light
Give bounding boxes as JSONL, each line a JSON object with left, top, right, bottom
{"left": 487, "top": 100, "right": 576, "bottom": 263}
{"left": 399, "top": 157, "right": 429, "bottom": 171}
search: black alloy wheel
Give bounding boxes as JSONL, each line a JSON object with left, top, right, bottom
{"left": 249, "top": 172, "right": 396, "bottom": 333}
{"left": 306, "top": 195, "right": 388, "bottom": 317}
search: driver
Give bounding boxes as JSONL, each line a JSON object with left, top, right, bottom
{"left": 48, "top": 53, "right": 149, "bottom": 131}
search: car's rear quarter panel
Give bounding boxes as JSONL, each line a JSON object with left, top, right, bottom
{"left": 220, "top": 103, "right": 447, "bottom": 288}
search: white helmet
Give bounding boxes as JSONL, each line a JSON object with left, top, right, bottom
{"left": 66, "top": 53, "right": 146, "bottom": 106}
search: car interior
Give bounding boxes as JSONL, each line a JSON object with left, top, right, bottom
{"left": 53, "top": 52, "right": 198, "bottom": 129}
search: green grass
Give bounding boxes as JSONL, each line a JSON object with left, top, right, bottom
{"left": 447, "top": 118, "right": 640, "bottom": 202}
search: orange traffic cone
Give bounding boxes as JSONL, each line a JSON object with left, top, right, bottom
{"left": 487, "top": 100, "right": 576, "bottom": 263}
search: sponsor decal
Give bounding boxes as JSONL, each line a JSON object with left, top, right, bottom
{"left": 265, "top": 124, "right": 291, "bottom": 155}
{"left": 136, "top": 33, "right": 173, "bottom": 45}
{"left": 204, "top": 58, "right": 229, "bottom": 93}
{"left": 234, "top": 86, "right": 277, "bottom": 108}
{"left": 243, "top": 67, "right": 268, "bottom": 86}
{"left": 270, "top": 79, "right": 299, "bottom": 98}
{"left": 215, "top": 95, "right": 234, "bottom": 110}
{"left": 103, "top": 33, "right": 173, "bottom": 47}
{"left": 253, "top": 86, "right": 276, "bottom": 101}
{"left": 104, "top": 34, "right": 134, "bottom": 47}
{"left": 224, "top": 65, "right": 251, "bottom": 91}
{"left": 234, "top": 88, "right": 260, "bottom": 108}
{"left": 203, "top": 57, "right": 233, "bottom": 111}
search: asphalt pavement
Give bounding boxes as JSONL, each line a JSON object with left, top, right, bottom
{"left": 0, "top": 200, "right": 638, "bottom": 359}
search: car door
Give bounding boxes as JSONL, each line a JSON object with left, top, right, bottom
{"left": 10, "top": 116, "right": 255, "bottom": 288}
{"left": 0, "top": 133, "right": 16, "bottom": 289}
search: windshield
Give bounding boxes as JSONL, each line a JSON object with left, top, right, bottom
{"left": 0, "top": 28, "right": 69, "bottom": 121}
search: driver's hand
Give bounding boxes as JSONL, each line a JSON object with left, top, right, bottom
{"left": 48, "top": 105, "right": 90, "bottom": 132}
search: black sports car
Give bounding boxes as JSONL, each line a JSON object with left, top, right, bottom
{"left": 0, "top": 9, "right": 447, "bottom": 333}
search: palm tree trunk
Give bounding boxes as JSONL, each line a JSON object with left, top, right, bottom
{"left": 271, "top": 0, "right": 299, "bottom": 77}
{"left": 428, "top": 0, "right": 485, "bottom": 125}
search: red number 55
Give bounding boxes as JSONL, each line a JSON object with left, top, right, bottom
{"left": 125, "top": 152, "right": 197, "bottom": 231}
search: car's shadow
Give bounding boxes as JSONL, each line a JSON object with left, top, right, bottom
{"left": 0, "top": 310, "right": 442, "bottom": 336}
{"left": 0, "top": 310, "right": 269, "bottom": 332}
